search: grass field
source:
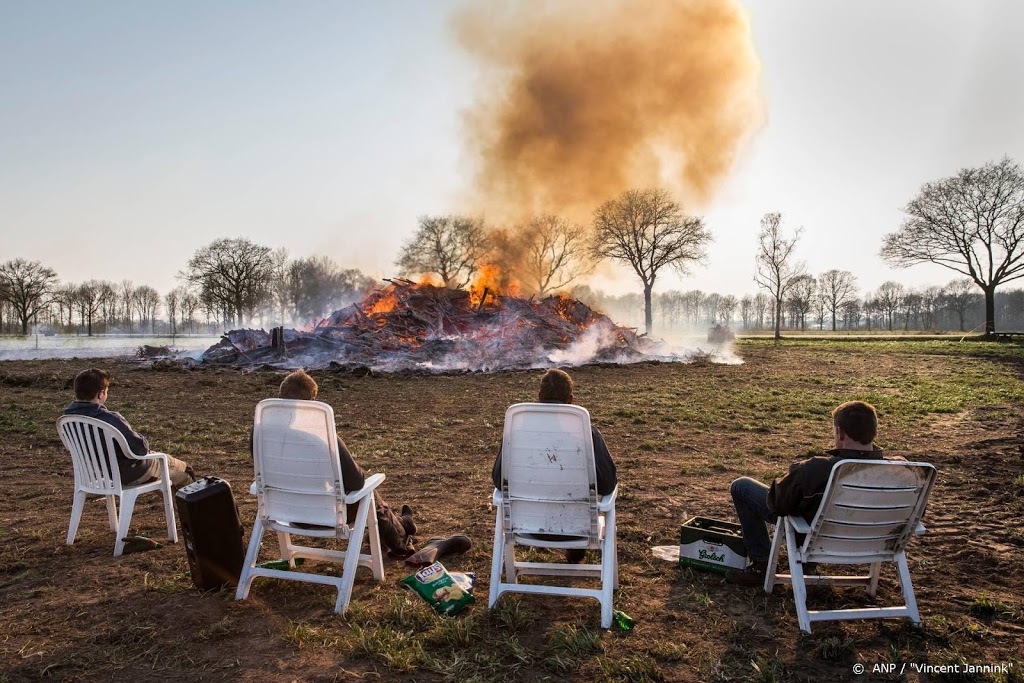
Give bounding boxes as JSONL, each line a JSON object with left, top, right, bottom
{"left": 1, "top": 339, "right": 1023, "bottom": 682}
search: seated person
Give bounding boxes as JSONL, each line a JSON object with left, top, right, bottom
{"left": 491, "top": 368, "right": 617, "bottom": 562}
{"left": 64, "top": 368, "right": 196, "bottom": 488}
{"left": 726, "top": 400, "right": 898, "bottom": 585}
{"left": 255, "top": 369, "right": 416, "bottom": 555}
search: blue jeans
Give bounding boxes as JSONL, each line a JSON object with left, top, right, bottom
{"left": 730, "top": 477, "right": 777, "bottom": 561}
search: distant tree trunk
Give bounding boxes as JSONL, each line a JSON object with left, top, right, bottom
{"left": 773, "top": 297, "right": 782, "bottom": 340}
{"left": 643, "top": 282, "right": 653, "bottom": 336}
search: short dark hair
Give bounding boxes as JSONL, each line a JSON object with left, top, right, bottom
{"left": 280, "top": 369, "right": 318, "bottom": 400}
{"left": 832, "top": 401, "right": 877, "bottom": 445}
{"left": 538, "top": 368, "right": 573, "bottom": 403}
{"left": 74, "top": 368, "right": 110, "bottom": 401}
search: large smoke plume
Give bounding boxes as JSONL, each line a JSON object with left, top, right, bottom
{"left": 455, "top": 0, "right": 763, "bottom": 222}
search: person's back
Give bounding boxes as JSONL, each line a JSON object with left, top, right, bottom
{"left": 260, "top": 369, "right": 416, "bottom": 555}
{"left": 491, "top": 368, "right": 617, "bottom": 562}
{"left": 63, "top": 367, "right": 195, "bottom": 488}
{"left": 727, "top": 400, "right": 894, "bottom": 586}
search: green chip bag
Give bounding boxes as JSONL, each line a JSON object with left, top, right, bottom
{"left": 400, "top": 562, "right": 476, "bottom": 616}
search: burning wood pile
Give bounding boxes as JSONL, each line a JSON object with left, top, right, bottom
{"left": 201, "top": 280, "right": 660, "bottom": 372}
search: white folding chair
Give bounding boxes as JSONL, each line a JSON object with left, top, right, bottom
{"left": 57, "top": 415, "right": 178, "bottom": 557}
{"left": 488, "top": 403, "right": 619, "bottom": 628}
{"left": 235, "top": 399, "right": 385, "bottom": 614}
{"left": 764, "top": 460, "right": 936, "bottom": 633}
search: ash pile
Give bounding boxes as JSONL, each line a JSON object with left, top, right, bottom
{"left": 200, "top": 280, "right": 661, "bottom": 373}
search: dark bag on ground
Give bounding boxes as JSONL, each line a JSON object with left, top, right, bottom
{"left": 175, "top": 476, "right": 245, "bottom": 591}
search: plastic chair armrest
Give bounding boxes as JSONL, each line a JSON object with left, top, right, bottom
{"left": 788, "top": 515, "right": 812, "bottom": 534}
{"left": 915, "top": 522, "right": 926, "bottom": 535}
{"left": 131, "top": 451, "right": 169, "bottom": 461}
{"left": 597, "top": 485, "right": 619, "bottom": 511}
{"left": 249, "top": 481, "right": 257, "bottom": 496}
{"left": 492, "top": 488, "right": 502, "bottom": 505}
{"left": 344, "top": 473, "right": 385, "bottom": 504}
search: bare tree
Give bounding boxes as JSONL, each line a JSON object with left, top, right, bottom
{"left": 941, "top": 278, "right": 980, "bottom": 331}
{"left": 136, "top": 285, "right": 161, "bottom": 333}
{"left": 285, "top": 256, "right": 375, "bottom": 324}
{"left": 183, "top": 238, "right": 279, "bottom": 326}
{"left": 165, "top": 287, "right": 181, "bottom": 337}
{"left": 874, "top": 281, "right": 905, "bottom": 331}
{"left": 0, "top": 259, "right": 59, "bottom": 334}
{"left": 718, "top": 295, "right": 738, "bottom": 325}
{"left": 592, "top": 188, "right": 712, "bottom": 334}
{"left": 519, "top": 215, "right": 592, "bottom": 296}
{"left": 739, "top": 295, "right": 753, "bottom": 329}
{"left": 882, "top": 157, "right": 1024, "bottom": 335}
{"left": 76, "top": 281, "right": 107, "bottom": 336}
{"left": 119, "top": 280, "right": 136, "bottom": 332}
{"left": 818, "top": 270, "right": 858, "bottom": 331}
{"left": 787, "top": 274, "right": 816, "bottom": 331}
{"left": 397, "top": 215, "right": 489, "bottom": 289}
{"left": 753, "top": 212, "right": 805, "bottom": 339}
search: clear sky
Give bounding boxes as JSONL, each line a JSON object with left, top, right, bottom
{"left": 2, "top": 1, "right": 1022, "bottom": 299}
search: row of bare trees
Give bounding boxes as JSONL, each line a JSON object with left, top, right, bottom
{"left": 395, "top": 188, "right": 711, "bottom": 334}
{"left": 0, "top": 245, "right": 377, "bottom": 336}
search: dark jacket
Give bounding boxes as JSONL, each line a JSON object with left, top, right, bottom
{"left": 63, "top": 401, "right": 155, "bottom": 484}
{"left": 492, "top": 424, "right": 617, "bottom": 496}
{"left": 767, "top": 447, "right": 898, "bottom": 522}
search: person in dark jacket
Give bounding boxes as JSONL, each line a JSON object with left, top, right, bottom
{"left": 252, "top": 369, "right": 416, "bottom": 556}
{"left": 725, "top": 400, "right": 893, "bottom": 586}
{"left": 491, "top": 368, "right": 618, "bottom": 562}
{"left": 63, "top": 368, "right": 196, "bottom": 488}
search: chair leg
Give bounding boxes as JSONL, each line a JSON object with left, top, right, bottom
{"left": 868, "top": 562, "right": 882, "bottom": 598}
{"left": 113, "top": 490, "right": 137, "bottom": 557}
{"left": 161, "top": 480, "right": 178, "bottom": 544}
{"left": 67, "top": 490, "right": 87, "bottom": 545}
{"left": 366, "top": 503, "right": 384, "bottom": 582}
{"left": 106, "top": 495, "right": 118, "bottom": 532}
{"left": 600, "top": 508, "right": 616, "bottom": 629}
{"left": 236, "top": 516, "right": 265, "bottom": 602}
{"left": 784, "top": 520, "right": 811, "bottom": 633}
{"left": 488, "top": 505, "right": 505, "bottom": 609}
{"left": 764, "top": 518, "right": 785, "bottom": 594}
{"left": 276, "top": 531, "right": 294, "bottom": 567}
{"left": 895, "top": 551, "right": 920, "bottom": 624}
{"left": 335, "top": 496, "right": 372, "bottom": 614}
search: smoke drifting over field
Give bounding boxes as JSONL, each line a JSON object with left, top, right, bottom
{"left": 455, "top": 0, "right": 763, "bottom": 221}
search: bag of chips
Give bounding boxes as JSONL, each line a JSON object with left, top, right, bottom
{"left": 400, "top": 561, "right": 476, "bottom": 616}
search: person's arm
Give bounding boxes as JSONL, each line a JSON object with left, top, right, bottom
{"left": 766, "top": 460, "right": 808, "bottom": 517}
{"left": 336, "top": 436, "right": 366, "bottom": 492}
{"left": 591, "top": 427, "right": 617, "bottom": 496}
{"left": 108, "top": 411, "right": 149, "bottom": 455}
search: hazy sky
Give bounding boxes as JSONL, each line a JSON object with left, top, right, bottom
{"left": 2, "top": 1, "right": 1023, "bottom": 298}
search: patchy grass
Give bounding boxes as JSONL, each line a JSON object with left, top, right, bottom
{"left": 1, "top": 344, "right": 1023, "bottom": 681}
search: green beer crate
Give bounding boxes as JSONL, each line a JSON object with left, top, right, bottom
{"left": 679, "top": 516, "right": 748, "bottom": 573}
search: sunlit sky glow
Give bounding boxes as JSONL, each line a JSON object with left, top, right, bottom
{"left": 2, "top": 1, "right": 1022, "bottom": 298}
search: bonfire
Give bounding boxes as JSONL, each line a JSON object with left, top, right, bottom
{"left": 200, "top": 280, "right": 662, "bottom": 372}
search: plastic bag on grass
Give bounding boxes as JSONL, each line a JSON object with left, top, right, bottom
{"left": 400, "top": 562, "right": 476, "bottom": 616}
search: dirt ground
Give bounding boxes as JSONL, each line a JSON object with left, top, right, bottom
{"left": 1, "top": 342, "right": 1022, "bottom": 682}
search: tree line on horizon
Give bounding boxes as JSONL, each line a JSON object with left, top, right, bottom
{"left": 2, "top": 157, "right": 1022, "bottom": 338}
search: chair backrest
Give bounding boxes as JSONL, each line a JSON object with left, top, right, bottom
{"left": 57, "top": 415, "right": 128, "bottom": 494}
{"left": 500, "top": 403, "right": 599, "bottom": 541}
{"left": 252, "top": 398, "right": 347, "bottom": 528}
{"left": 803, "top": 459, "right": 936, "bottom": 562}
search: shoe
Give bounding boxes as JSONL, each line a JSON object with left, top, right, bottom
{"left": 565, "top": 548, "right": 587, "bottom": 564}
{"left": 725, "top": 560, "right": 768, "bottom": 587}
{"left": 400, "top": 504, "right": 417, "bottom": 537}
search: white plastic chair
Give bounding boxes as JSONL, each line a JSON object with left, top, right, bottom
{"left": 57, "top": 415, "right": 178, "bottom": 557}
{"left": 488, "top": 403, "right": 619, "bottom": 628}
{"left": 235, "top": 399, "right": 385, "bottom": 614}
{"left": 764, "top": 459, "right": 936, "bottom": 633}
